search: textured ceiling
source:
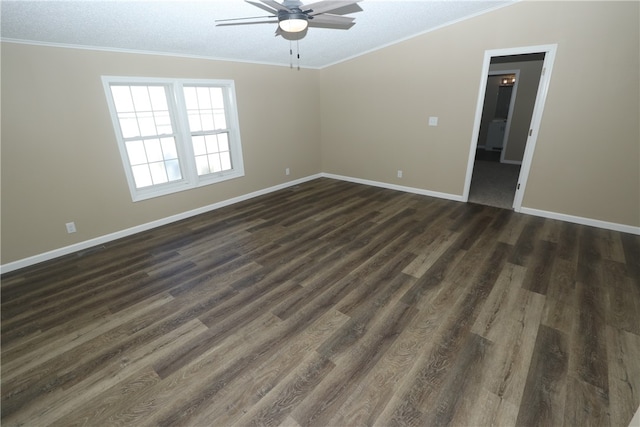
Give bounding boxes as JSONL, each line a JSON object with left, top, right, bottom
{"left": 1, "top": 0, "right": 517, "bottom": 69}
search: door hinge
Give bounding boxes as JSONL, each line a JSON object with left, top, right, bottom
{"left": 542, "top": 67, "right": 546, "bottom": 76}
{"left": 529, "top": 129, "right": 533, "bottom": 136}
{"left": 517, "top": 183, "right": 521, "bottom": 190}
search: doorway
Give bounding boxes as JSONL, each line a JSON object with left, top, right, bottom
{"left": 463, "top": 45, "right": 558, "bottom": 211}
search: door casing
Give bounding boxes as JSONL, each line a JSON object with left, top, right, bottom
{"left": 462, "top": 44, "right": 558, "bottom": 211}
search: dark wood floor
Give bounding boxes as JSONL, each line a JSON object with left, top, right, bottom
{"left": 2, "top": 178, "right": 639, "bottom": 426}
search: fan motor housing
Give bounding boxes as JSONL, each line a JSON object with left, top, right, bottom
{"left": 278, "top": 8, "right": 309, "bottom": 24}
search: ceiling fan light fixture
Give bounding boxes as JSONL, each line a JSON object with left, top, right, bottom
{"left": 278, "top": 13, "right": 308, "bottom": 33}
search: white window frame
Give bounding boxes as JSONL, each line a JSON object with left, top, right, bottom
{"left": 102, "top": 76, "right": 245, "bottom": 202}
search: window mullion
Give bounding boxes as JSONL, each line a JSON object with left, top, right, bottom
{"left": 224, "top": 83, "right": 244, "bottom": 175}
{"left": 169, "top": 82, "right": 198, "bottom": 184}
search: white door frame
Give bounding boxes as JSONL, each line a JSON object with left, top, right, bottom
{"left": 462, "top": 44, "right": 558, "bottom": 212}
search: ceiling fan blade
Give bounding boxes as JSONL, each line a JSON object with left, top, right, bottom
{"left": 245, "top": 0, "right": 279, "bottom": 15}
{"left": 216, "top": 20, "right": 278, "bottom": 27}
{"left": 259, "top": 0, "right": 292, "bottom": 12}
{"left": 309, "top": 14, "right": 355, "bottom": 25}
{"left": 215, "top": 15, "right": 275, "bottom": 23}
{"left": 309, "top": 15, "right": 356, "bottom": 30}
{"left": 315, "top": 2, "right": 362, "bottom": 16}
{"left": 303, "top": 0, "right": 361, "bottom": 16}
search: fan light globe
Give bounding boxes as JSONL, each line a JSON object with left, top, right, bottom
{"left": 279, "top": 17, "right": 308, "bottom": 32}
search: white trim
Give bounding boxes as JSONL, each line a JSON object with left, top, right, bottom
{"left": 629, "top": 405, "right": 640, "bottom": 427}
{"left": 0, "top": 39, "right": 317, "bottom": 70}
{"left": 320, "top": 173, "right": 464, "bottom": 202}
{"left": 520, "top": 207, "right": 640, "bottom": 236}
{"left": 463, "top": 44, "right": 558, "bottom": 212}
{"left": 0, "top": 174, "right": 321, "bottom": 274}
{"left": 513, "top": 46, "right": 557, "bottom": 212}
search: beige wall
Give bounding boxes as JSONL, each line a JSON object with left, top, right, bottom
{"left": 2, "top": 1, "right": 639, "bottom": 266}
{"left": 1, "top": 44, "right": 322, "bottom": 264}
{"left": 489, "top": 59, "right": 544, "bottom": 162}
{"left": 320, "top": 1, "right": 639, "bottom": 227}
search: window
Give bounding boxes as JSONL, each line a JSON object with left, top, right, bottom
{"left": 102, "top": 77, "right": 244, "bottom": 201}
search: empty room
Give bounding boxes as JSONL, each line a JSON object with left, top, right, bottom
{"left": 1, "top": 1, "right": 639, "bottom": 426}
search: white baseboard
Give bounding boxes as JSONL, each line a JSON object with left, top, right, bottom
{"left": 519, "top": 207, "right": 640, "bottom": 235}
{"left": 3, "top": 173, "right": 638, "bottom": 274}
{"left": 321, "top": 173, "right": 464, "bottom": 202}
{"left": 0, "top": 174, "right": 321, "bottom": 274}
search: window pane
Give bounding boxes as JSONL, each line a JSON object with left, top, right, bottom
{"left": 138, "top": 113, "right": 156, "bottom": 137}
{"left": 112, "top": 85, "right": 173, "bottom": 139}
{"left": 183, "top": 86, "right": 198, "bottom": 110}
{"left": 119, "top": 114, "right": 140, "bottom": 138}
{"left": 166, "top": 159, "right": 182, "bottom": 181}
{"left": 131, "top": 86, "right": 152, "bottom": 111}
{"left": 195, "top": 155, "right": 210, "bottom": 175}
{"left": 144, "top": 139, "right": 163, "bottom": 162}
{"left": 111, "top": 86, "right": 134, "bottom": 112}
{"left": 201, "top": 113, "right": 215, "bottom": 131}
{"left": 209, "top": 153, "right": 222, "bottom": 172}
{"left": 132, "top": 164, "right": 153, "bottom": 188}
{"left": 161, "top": 137, "right": 178, "bottom": 160}
{"left": 155, "top": 111, "right": 173, "bottom": 135}
{"left": 210, "top": 88, "right": 224, "bottom": 109}
{"left": 218, "top": 133, "right": 229, "bottom": 151}
{"left": 149, "top": 162, "right": 168, "bottom": 184}
{"left": 148, "top": 86, "right": 168, "bottom": 110}
{"left": 192, "top": 136, "right": 206, "bottom": 156}
{"left": 126, "top": 140, "right": 147, "bottom": 165}
{"left": 205, "top": 135, "right": 218, "bottom": 153}
{"left": 220, "top": 152, "right": 232, "bottom": 170}
{"left": 188, "top": 112, "right": 202, "bottom": 132}
{"left": 197, "top": 87, "right": 212, "bottom": 109}
{"left": 213, "top": 111, "right": 227, "bottom": 130}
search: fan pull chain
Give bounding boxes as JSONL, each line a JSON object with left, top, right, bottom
{"left": 289, "top": 40, "right": 293, "bottom": 69}
{"left": 297, "top": 40, "right": 300, "bottom": 71}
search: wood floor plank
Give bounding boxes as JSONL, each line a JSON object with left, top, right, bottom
{"left": 422, "top": 332, "right": 492, "bottom": 427}
{"left": 606, "top": 325, "right": 640, "bottom": 427}
{"left": 604, "top": 259, "right": 640, "bottom": 336}
{"left": 1, "top": 292, "right": 174, "bottom": 383}
{"left": 378, "top": 242, "right": 512, "bottom": 426}
{"left": 515, "top": 324, "right": 569, "bottom": 427}
{"left": 27, "top": 319, "right": 207, "bottom": 427}
{"left": 186, "top": 309, "right": 350, "bottom": 426}
{"left": 521, "top": 239, "right": 557, "bottom": 295}
{"left": 472, "top": 263, "right": 546, "bottom": 408}
{"left": 563, "top": 375, "right": 611, "bottom": 427}
{"left": 292, "top": 299, "right": 418, "bottom": 426}
{"left": 508, "top": 216, "right": 545, "bottom": 267}
{"left": 541, "top": 258, "right": 578, "bottom": 336}
{"left": 2, "top": 178, "right": 638, "bottom": 426}
{"left": 570, "top": 279, "right": 610, "bottom": 393}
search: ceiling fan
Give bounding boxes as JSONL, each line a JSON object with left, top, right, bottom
{"left": 215, "top": 0, "right": 363, "bottom": 37}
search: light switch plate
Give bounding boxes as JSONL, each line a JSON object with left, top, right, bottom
{"left": 428, "top": 116, "right": 438, "bottom": 126}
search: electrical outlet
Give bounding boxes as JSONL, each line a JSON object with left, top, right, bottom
{"left": 66, "top": 222, "right": 77, "bottom": 233}
{"left": 429, "top": 116, "right": 438, "bottom": 126}
{"left": 285, "top": 167, "right": 290, "bottom": 176}
{"left": 397, "top": 170, "right": 403, "bottom": 178}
